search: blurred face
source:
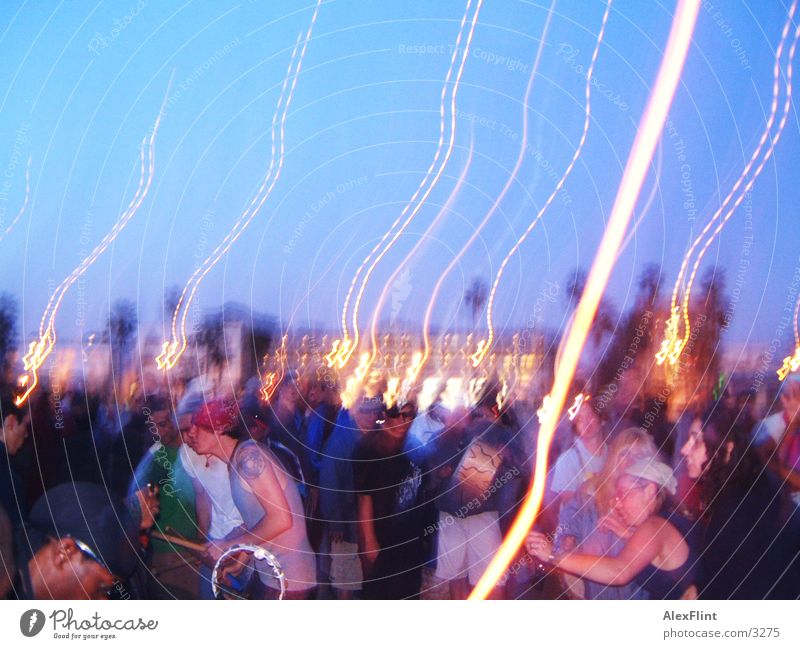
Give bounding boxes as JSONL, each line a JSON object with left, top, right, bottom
{"left": 149, "top": 409, "right": 178, "bottom": 447}
{"left": 614, "top": 474, "right": 657, "bottom": 527}
{"left": 780, "top": 381, "right": 800, "bottom": 425}
{"left": 573, "top": 403, "right": 600, "bottom": 440}
{"left": 42, "top": 538, "right": 116, "bottom": 600}
{"left": 183, "top": 424, "right": 217, "bottom": 456}
{"left": 352, "top": 409, "right": 379, "bottom": 434}
{"left": 1, "top": 413, "right": 30, "bottom": 455}
{"left": 277, "top": 385, "right": 300, "bottom": 412}
{"left": 177, "top": 413, "right": 193, "bottom": 444}
{"left": 680, "top": 418, "right": 708, "bottom": 480}
{"left": 384, "top": 405, "right": 416, "bottom": 438}
{"left": 71, "top": 556, "right": 116, "bottom": 600}
{"left": 305, "top": 384, "right": 323, "bottom": 409}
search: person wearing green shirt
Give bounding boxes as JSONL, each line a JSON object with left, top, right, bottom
{"left": 129, "top": 395, "right": 199, "bottom": 598}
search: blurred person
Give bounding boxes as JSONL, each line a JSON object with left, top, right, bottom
{"left": 108, "top": 394, "right": 158, "bottom": 498}
{"left": 431, "top": 416, "right": 516, "bottom": 599}
{"left": 354, "top": 398, "right": 426, "bottom": 599}
{"left": 527, "top": 458, "right": 700, "bottom": 599}
{"left": 14, "top": 482, "right": 142, "bottom": 600}
{"left": 548, "top": 389, "right": 608, "bottom": 509}
{"left": 553, "top": 427, "right": 658, "bottom": 599}
{"left": 317, "top": 404, "right": 368, "bottom": 599}
{"left": 129, "top": 395, "right": 199, "bottom": 599}
{"left": 682, "top": 405, "right": 800, "bottom": 598}
{"left": 298, "top": 376, "right": 339, "bottom": 556}
{"left": 177, "top": 394, "right": 246, "bottom": 599}
{"left": 61, "top": 388, "right": 104, "bottom": 484}
{"left": 21, "top": 389, "right": 67, "bottom": 504}
{"left": 300, "top": 376, "right": 339, "bottom": 485}
{"left": 185, "top": 399, "right": 317, "bottom": 598}
{"left": 404, "top": 401, "right": 448, "bottom": 465}
{"left": 265, "top": 374, "right": 310, "bottom": 482}
{"left": 0, "top": 398, "right": 30, "bottom": 526}
{"left": 752, "top": 374, "right": 800, "bottom": 506}
{"left": 0, "top": 504, "right": 14, "bottom": 598}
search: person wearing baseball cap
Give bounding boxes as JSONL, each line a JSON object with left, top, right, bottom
{"left": 526, "top": 456, "right": 701, "bottom": 599}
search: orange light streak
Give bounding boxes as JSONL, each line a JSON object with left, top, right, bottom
{"left": 260, "top": 334, "right": 289, "bottom": 401}
{"left": 157, "top": 0, "right": 322, "bottom": 371}
{"left": 15, "top": 79, "right": 172, "bottom": 406}
{"left": 777, "top": 293, "right": 800, "bottom": 380}
{"left": 332, "top": 0, "right": 484, "bottom": 368}
{"left": 674, "top": 19, "right": 800, "bottom": 362}
{"left": 260, "top": 371, "right": 279, "bottom": 401}
{"left": 472, "top": 0, "right": 612, "bottom": 367}
{"left": 418, "top": 0, "right": 557, "bottom": 377}
{"left": 367, "top": 140, "right": 475, "bottom": 373}
{"left": 469, "top": 0, "right": 701, "bottom": 599}
{"left": 324, "top": 338, "right": 340, "bottom": 368}
{"left": 658, "top": 1, "right": 799, "bottom": 366}
{"left": 566, "top": 392, "right": 589, "bottom": 421}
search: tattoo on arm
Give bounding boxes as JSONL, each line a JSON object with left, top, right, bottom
{"left": 237, "top": 446, "right": 266, "bottom": 481}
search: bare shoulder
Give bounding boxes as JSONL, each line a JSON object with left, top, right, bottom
{"left": 637, "top": 515, "right": 686, "bottom": 548}
{"left": 638, "top": 514, "right": 671, "bottom": 533}
{"left": 235, "top": 442, "right": 270, "bottom": 481}
{"left": 628, "top": 515, "right": 673, "bottom": 546}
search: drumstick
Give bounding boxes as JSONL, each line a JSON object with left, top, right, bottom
{"left": 151, "top": 531, "right": 208, "bottom": 553}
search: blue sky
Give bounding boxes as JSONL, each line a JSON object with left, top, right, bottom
{"left": 1, "top": 0, "right": 798, "bottom": 359}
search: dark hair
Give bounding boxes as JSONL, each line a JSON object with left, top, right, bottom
{"left": 143, "top": 394, "right": 170, "bottom": 414}
{"left": 473, "top": 390, "right": 499, "bottom": 416}
{"left": 224, "top": 422, "right": 252, "bottom": 441}
{"left": 0, "top": 394, "right": 22, "bottom": 421}
{"left": 697, "top": 403, "right": 762, "bottom": 514}
{"left": 385, "top": 401, "right": 417, "bottom": 420}
{"left": 276, "top": 371, "right": 300, "bottom": 395}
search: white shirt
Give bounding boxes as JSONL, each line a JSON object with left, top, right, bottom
{"left": 752, "top": 412, "right": 785, "bottom": 446}
{"left": 550, "top": 438, "right": 607, "bottom": 495}
{"left": 407, "top": 411, "right": 446, "bottom": 447}
{"left": 178, "top": 445, "right": 244, "bottom": 540}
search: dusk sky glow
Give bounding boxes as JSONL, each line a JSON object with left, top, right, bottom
{"left": 1, "top": 0, "right": 799, "bottom": 357}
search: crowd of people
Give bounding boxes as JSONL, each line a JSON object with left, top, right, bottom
{"left": 1, "top": 365, "right": 800, "bottom": 600}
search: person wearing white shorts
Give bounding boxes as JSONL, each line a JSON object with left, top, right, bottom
{"left": 434, "top": 510, "right": 507, "bottom": 598}
{"left": 329, "top": 540, "right": 363, "bottom": 594}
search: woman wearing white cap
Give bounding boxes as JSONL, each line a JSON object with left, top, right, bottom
{"left": 527, "top": 457, "right": 700, "bottom": 599}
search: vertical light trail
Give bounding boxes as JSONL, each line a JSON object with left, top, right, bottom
{"left": 15, "top": 78, "right": 173, "bottom": 406}
{"left": 777, "top": 293, "right": 800, "bottom": 380}
{"left": 417, "top": 0, "right": 557, "bottom": 377}
{"left": 260, "top": 334, "right": 288, "bottom": 401}
{"left": 332, "top": 0, "right": 484, "bottom": 369}
{"left": 657, "top": 1, "right": 799, "bottom": 366}
{"left": 469, "top": 0, "right": 701, "bottom": 599}
{"left": 471, "top": 0, "right": 613, "bottom": 368}
{"left": 156, "top": 0, "right": 322, "bottom": 370}
{"left": 674, "top": 18, "right": 800, "bottom": 362}
{"left": 0, "top": 155, "right": 31, "bottom": 242}
{"left": 366, "top": 140, "right": 475, "bottom": 373}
